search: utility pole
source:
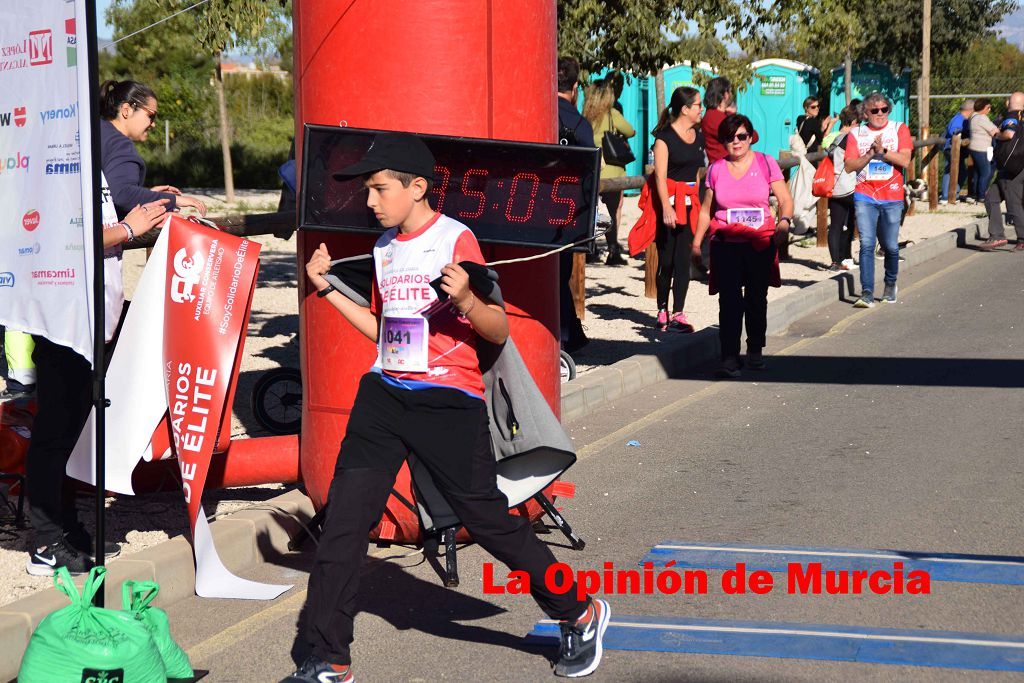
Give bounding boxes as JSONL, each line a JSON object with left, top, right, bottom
{"left": 921, "top": 0, "right": 931, "bottom": 138}
{"left": 844, "top": 50, "right": 852, "bottom": 106}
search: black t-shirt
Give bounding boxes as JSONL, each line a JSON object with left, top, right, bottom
{"left": 654, "top": 127, "right": 705, "bottom": 182}
{"left": 798, "top": 115, "right": 824, "bottom": 152}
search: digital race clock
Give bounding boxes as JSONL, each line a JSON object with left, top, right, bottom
{"left": 300, "top": 124, "right": 600, "bottom": 248}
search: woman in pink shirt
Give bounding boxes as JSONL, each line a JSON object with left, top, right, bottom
{"left": 692, "top": 114, "right": 794, "bottom": 378}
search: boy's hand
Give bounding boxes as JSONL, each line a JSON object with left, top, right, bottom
{"left": 306, "top": 242, "right": 332, "bottom": 290}
{"left": 440, "top": 261, "right": 472, "bottom": 311}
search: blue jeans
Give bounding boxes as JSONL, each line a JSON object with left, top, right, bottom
{"left": 970, "top": 150, "right": 993, "bottom": 202}
{"left": 854, "top": 199, "right": 902, "bottom": 294}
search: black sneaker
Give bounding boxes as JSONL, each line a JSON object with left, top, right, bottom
{"left": 714, "top": 357, "right": 742, "bottom": 379}
{"left": 65, "top": 524, "right": 121, "bottom": 559}
{"left": 554, "top": 599, "right": 610, "bottom": 677}
{"left": 26, "top": 539, "right": 93, "bottom": 576}
{"left": 280, "top": 656, "right": 354, "bottom": 682}
{"left": 605, "top": 250, "right": 627, "bottom": 267}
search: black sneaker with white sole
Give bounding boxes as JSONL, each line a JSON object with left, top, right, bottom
{"left": 26, "top": 539, "right": 93, "bottom": 576}
{"left": 554, "top": 599, "right": 610, "bottom": 677}
{"left": 65, "top": 524, "right": 121, "bottom": 559}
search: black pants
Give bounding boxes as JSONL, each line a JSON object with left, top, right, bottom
{"left": 599, "top": 190, "right": 623, "bottom": 254}
{"left": 827, "top": 194, "right": 855, "bottom": 264}
{"left": 26, "top": 336, "right": 91, "bottom": 546}
{"left": 558, "top": 251, "right": 582, "bottom": 341}
{"left": 655, "top": 221, "right": 693, "bottom": 312}
{"left": 305, "top": 373, "right": 588, "bottom": 665}
{"left": 711, "top": 240, "right": 776, "bottom": 360}
{"left": 988, "top": 172, "right": 1024, "bottom": 240}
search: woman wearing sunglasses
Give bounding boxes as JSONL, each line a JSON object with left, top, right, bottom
{"left": 843, "top": 91, "right": 913, "bottom": 308}
{"left": 692, "top": 114, "right": 794, "bottom": 378}
{"left": 99, "top": 80, "right": 208, "bottom": 221}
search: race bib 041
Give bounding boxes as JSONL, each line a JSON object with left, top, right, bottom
{"left": 381, "top": 316, "right": 429, "bottom": 372}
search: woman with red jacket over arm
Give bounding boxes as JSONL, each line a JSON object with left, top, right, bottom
{"left": 692, "top": 114, "right": 794, "bottom": 379}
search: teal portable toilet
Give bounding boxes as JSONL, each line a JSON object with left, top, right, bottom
{"left": 577, "top": 68, "right": 648, "bottom": 190}
{"left": 736, "top": 59, "right": 819, "bottom": 159}
{"left": 829, "top": 61, "right": 911, "bottom": 125}
{"left": 646, "top": 61, "right": 715, "bottom": 153}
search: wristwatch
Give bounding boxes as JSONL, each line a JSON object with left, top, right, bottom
{"left": 779, "top": 216, "right": 793, "bottom": 225}
{"left": 316, "top": 283, "right": 337, "bottom": 298}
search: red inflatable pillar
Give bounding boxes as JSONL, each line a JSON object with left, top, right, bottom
{"left": 295, "top": 1, "right": 561, "bottom": 539}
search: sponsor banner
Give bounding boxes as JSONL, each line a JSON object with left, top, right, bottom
{"left": 0, "top": 0, "right": 93, "bottom": 365}
{"left": 68, "top": 217, "right": 288, "bottom": 599}
{"left": 162, "top": 217, "right": 287, "bottom": 599}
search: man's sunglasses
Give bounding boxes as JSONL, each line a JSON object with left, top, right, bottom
{"left": 868, "top": 106, "right": 890, "bottom": 115}
{"left": 134, "top": 102, "right": 158, "bottom": 122}
{"left": 730, "top": 132, "right": 752, "bottom": 142}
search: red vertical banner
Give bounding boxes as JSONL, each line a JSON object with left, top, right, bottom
{"left": 162, "top": 216, "right": 289, "bottom": 599}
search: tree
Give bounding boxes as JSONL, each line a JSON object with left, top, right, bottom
{"left": 190, "top": 0, "right": 289, "bottom": 202}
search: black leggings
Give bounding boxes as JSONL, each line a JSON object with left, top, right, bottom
{"left": 827, "top": 194, "right": 855, "bottom": 264}
{"left": 600, "top": 190, "right": 623, "bottom": 252}
{"left": 655, "top": 220, "right": 693, "bottom": 312}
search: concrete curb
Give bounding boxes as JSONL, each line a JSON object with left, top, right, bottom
{"left": 0, "top": 219, "right": 983, "bottom": 681}
{"left": 560, "top": 220, "right": 981, "bottom": 422}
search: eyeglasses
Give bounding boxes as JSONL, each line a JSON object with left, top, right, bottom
{"left": 134, "top": 102, "right": 158, "bottom": 123}
{"left": 808, "top": 104, "right": 820, "bottom": 109}
{"left": 868, "top": 106, "right": 890, "bottom": 115}
{"left": 730, "top": 132, "right": 752, "bottom": 142}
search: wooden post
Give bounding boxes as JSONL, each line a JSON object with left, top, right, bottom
{"left": 778, "top": 151, "right": 793, "bottom": 261}
{"left": 644, "top": 243, "right": 658, "bottom": 298}
{"left": 571, "top": 251, "right": 586, "bottom": 320}
{"left": 928, "top": 144, "right": 939, "bottom": 211}
{"left": 816, "top": 197, "right": 828, "bottom": 247}
{"left": 948, "top": 133, "right": 961, "bottom": 204}
{"left": 906, "top": 150, "right": 917, "bottom": 216}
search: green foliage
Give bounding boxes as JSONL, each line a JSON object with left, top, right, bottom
{"left": 557, "top": 0, "right": 766, "bottom": 86}
{"left": 102, "top": 0, "right": 294, "bottom": 188}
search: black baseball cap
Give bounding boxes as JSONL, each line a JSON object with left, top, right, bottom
{"left": 332, "top": 132, "right": 435, "bottom": 181}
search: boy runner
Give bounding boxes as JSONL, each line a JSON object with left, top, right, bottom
{"left": 282, "top": 132, "right": 609, "bottom": 682}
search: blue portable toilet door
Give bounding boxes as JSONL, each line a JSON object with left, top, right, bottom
{"left": 739, "top": 59, "right": 819, "bottom": 159}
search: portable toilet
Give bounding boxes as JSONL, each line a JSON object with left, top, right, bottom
{"left": 830, "top": 61, "right": 911, "bottom": 125}
{"left": 577, "top": 68, "right": 649, "bottom": 191}
{"left": 646, "top": 61, "right": 715, "bottom": 152}
{"left": 736, "top": 59, "right": 819, "bottom": 159}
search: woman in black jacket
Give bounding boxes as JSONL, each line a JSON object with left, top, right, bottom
{"left": 99, "top": 80, "right": 207, "bottom": 219}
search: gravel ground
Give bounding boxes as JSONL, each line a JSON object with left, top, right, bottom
{"left": 0, "top": 190, "right": 992, "bottom": 606}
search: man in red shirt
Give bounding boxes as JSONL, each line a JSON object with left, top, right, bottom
{"left": 844, "top": 92, "right": 913, "bottom": 307}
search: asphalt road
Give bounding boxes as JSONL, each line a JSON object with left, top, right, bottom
{"left": 164, "top": 245, "right": 1024, "bottom": 682}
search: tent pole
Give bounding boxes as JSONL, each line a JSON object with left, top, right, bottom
{"left": 83, "top": 0, "right": 107, "bottom": 605}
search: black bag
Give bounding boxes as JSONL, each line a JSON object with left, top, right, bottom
{"left": 601, "top": 114, "right": 635, "bottom": 167}
{"left": 993, "top": 112, "right": 1024, "bottom": 179}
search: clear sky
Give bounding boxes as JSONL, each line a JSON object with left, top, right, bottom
{"left": 97, "top": 0, "right": 113, "bottom": 38}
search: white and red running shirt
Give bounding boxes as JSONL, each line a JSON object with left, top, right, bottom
{"left": 369, "top": 212, "right": 488, "bottom": 398}
{"left": 844, "top": 120, "right": 913, "bottom": 203}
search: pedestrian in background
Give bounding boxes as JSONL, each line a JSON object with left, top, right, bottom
{"left": 968, "top": 98, "right": 999, "bottom": 204}
{"left": 585, "top": 80, "right": 635, "bottom": 266}
{"left": 649, "top": 86, "right": 705, "bottom": 332}
{"left": 702, "top": 77, "right": 734, "bottom": 164}
{"left": 797, "top": 96, "right": 834, "bottom": 153}
{"left": 844, "top": 91, "right": 913, "bottom": 307}
{"left": 940, "top": 99, "right": 973, "bottom": 203}
{"left": 692, "top": 114, "right": 793, "bottom": 378}
{"left": 555, "top": 56, "right": 592, "bottom": 352}
{"left": 981, "top": 91, "right": 1024, "bottom": 251}
{"left": 825, "top": 106, "right": 859, "bottom": 271}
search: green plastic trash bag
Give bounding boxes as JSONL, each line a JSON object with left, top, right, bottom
{"left": 18, "top": 566, "right": 167, "bottom": 683}
{"left": 123, "top": 580, "right": 193, "bottom": 679}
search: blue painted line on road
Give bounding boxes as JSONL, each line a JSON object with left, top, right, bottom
{"left": 641, "top": 541, "right": 1024, "bottom": 585}
{"left": 526, "top": 614, "right": 1024, "bottom": 672}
